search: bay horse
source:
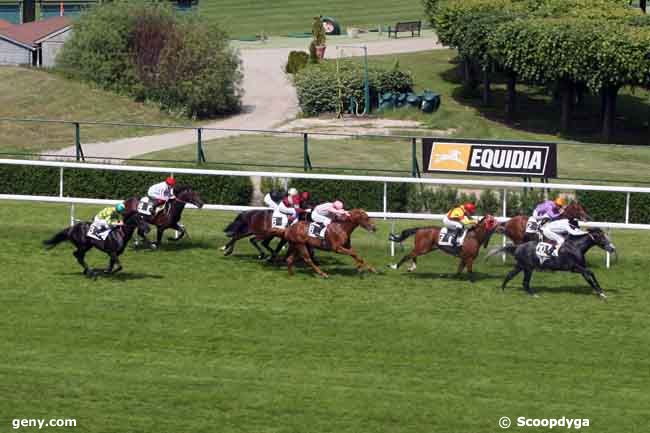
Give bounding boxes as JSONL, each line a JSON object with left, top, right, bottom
{"left": 283, "top": 209, "right": 377, "bottom": 278}
{"left": 498, "top": 202, "right": 590, "bottom": 245}
{"left": 388, "top": 215, "right": 499, "bottom": 280}
{"left": 496, "top": 228, "right": 616, "bottom": 298}
{"left": 222, "top": 209, "right": 291, "bottom": 260}
{"left": 43, "top": 211, "right": 150, "bottom": 278}
{"left": 125, "top": 185, "right": 204, "bottom": 249}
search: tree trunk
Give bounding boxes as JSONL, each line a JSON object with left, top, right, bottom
{"left": 575, "top": 83, "right": 585, "bottom": 107}
{"left": 602, "top": 86, "right": 619, "bottom": 143}
{"left": 641, "top": 0, "right": 647, "bottom": 14}
{"left": 599, "top": 87, "right": 606, "bottom": 125}
{"left": 462, "top": 57, "right": 478, "bottom": 94}
{"left": 505, "top": 72, "right": 517, "bottom": 122}
{"left": 559, "top": 79, "right": 574, "bottom": 133}
{"left": 482, "top": 63, "right": 491, "bottom": 106}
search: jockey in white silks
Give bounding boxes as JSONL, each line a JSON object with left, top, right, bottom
{"left": 148, "top": 177, "right": 176, "bottom": 213}
{"left": 541, "top": 218, "right": 588, "bottom": 255}
{"left": 311, "top": 200, "right": 349, "bottom": 236}
{"left": 263, "top": 188, "right": 300, "bottom": 220}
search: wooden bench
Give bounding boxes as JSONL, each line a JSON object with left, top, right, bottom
{"left": 387, "top": 21, "right": 421, "bottom": 38}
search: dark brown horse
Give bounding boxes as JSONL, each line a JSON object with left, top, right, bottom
{"left": 498, "top": 202, "right": 590, "bottom": 245}
{"left": 125, "top": 185, "right": 204, "bottom": 248}
{"left": 283, "top": 209, "right": 377, "bottom": 278}
{"left": 43, "top": 211, "right": 150, "bottom": 278}
{"left": 388, "top": 215, "right": 499, "bottom": 280}
{"left": 222, "top": 209, "right": 294, "bottom": 260}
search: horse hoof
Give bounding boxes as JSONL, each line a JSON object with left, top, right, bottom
{"left": 528, "top": 292, "right": 539, "bottom": 298}
{"left": 223, "top": 249, "right": 232, "bottom": 256}
{"left": 388, "top": 264, "right": 398, "bottom": 270}
{"left": 257, "top": 254, "right": 267, "bottom": 260}
{"left": 220, "top": 246, "right": 227, "bottom": 251}
{"left": 368, "top": 267, "right": 378, "bottom": 274}
{"left": 598, "top": 292, "right": 608, "bottom": 300}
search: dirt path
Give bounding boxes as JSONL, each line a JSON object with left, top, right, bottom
{"left": 49, "top": 36, "right": 444, "bottom": 160}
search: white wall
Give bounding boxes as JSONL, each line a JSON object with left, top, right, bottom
{"left": 41, "top": 28, "right": 72, "bottom": 68}
{"left": 0, "top": 38, "right": 31, "bottom": 65}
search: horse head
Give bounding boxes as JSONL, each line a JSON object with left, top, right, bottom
{"left": 588, "top": 228, "right": 616, "bottom": 254}
{"left": 475, "top": 214, "right": 499, "bottom": 248}
{"left": 563, "top": 202, "right": 590, "bottom": 221}
{"left": 348, "top": 209, "right": 376, "bottom": 233}
{"left": 175, "top": 185, "right": 204, "bottom": 209}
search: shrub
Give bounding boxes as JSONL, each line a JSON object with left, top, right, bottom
{"left": 293, "top": 61, "right": 414, "bottom": 116}
{"left": 285, "top": 51, "right": 309, "bottom": 74}
{"left": 0, "top": 165, "right": 253, "bottom": 205}
{"left": 57, "top": 0, "right": 242, "bottom": 119}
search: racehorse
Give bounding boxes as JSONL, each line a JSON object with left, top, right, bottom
{"left": 495, "top": 228, "right": 616, "bottom": 298}
{"left": 283, "top": 209, "right": 377, "bottom": 278}
{"left": 498, "top": 202, "right": 590, "bottom": 245}
{"left": 43, "top": 211, "right": 150, "bottom": 278}
{"left": 388, "top": 215, "right": 499, "bottom": 280}
{"left": 222, "top": 209, "right": 291, "bottom": 260}
{"left": 125, "top": 185, "right": 204, "bottom": 248}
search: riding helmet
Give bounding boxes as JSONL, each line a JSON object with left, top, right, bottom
{"left": 333, "top": 200, "right": 344, "bottom": 210}
{"left": 554, "top": 196, "right": 567, "bottom": 207}
{"left": 301, "top": 191, "right": 310, "bottom": 200}
{"left": 115, "top": 202, "right": 126, "bottom": 213}
{"left": 166, "top": 176, "right": 176, "bottom": 186}
{"left": 463, "top": 202, "right": 477, "bottom": 214}
{"left": 288, "top": 187, "right": 298, "bottom": 196}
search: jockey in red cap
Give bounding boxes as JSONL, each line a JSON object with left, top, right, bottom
{"left": 147, "top": 177, "right": 176, "bottom": 214}
{"left": 442, "top": 202, "right": 477, "bottom": 247}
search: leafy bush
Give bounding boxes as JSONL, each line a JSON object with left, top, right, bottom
{"left": 0, "top": 165, "right": 253, "bottom": 205}
{"left": 57, "top": 0, "right": 242, "bottom": 119}
{"left": 285, "top": 51, "right": 309, "bottom": 74}
{"left": 293, "top": 61, "right": 414, "bottom": 116}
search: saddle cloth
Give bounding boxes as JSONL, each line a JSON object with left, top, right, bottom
{"left": 137, "top": 197, "right": 154, "bottom": 216}
{"left": 308, "top": 222, "right": 326, "bottom": 239}
{"left": 535, "top": 242, "right": 556, "bottom": 264}
{"left": 438, "top": 227, "right": 467, "bottom": 247}
{"left": 87, "top": 222, "right": 111, "bottom": 241}
{"left": 271, "top": 211, "right": 289, "bottom": 229}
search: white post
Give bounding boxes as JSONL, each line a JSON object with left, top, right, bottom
{"left": 606, "top": 228, "right": 611, "bottom": 269}
{"left": 625, "top": 192, "right": 630, "bottom": 224}
{"left": 70, "top": 204, "right": 75, "bottom": 226}
{"left": 59, "top": 167, "right": 64, "bottom": 198}
{"left": 383, "top": 182, "right": 387, "bottom": 220}
{"left": 502, "top": 188, "right": 507, "bottom": 263}
{"left": 390, "top": 221, "right": 395, "bottom": 257}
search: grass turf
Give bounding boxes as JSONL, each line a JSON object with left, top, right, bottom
{"left": 0, "top": 67, "right": 195, "bottom": 154}
{"left": 1, "top": 201, "right": 649, "bottom": 433}
{"left": 199, "top": 0, "right": 425, "bottom": 38}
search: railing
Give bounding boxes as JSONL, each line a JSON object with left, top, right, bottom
{"left": 2, "top": 158, "right": 650, "bottom": 268}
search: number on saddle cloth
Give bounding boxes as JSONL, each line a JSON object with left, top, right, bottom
{"left": 535, "top": 242, "right": 555, "bottom": 264}
{"left": 138, "top": 197, "right": 154, "bottom": 216}
{"left": 271, "top": 211, "right": 288, "bottom": 229}
{"left": 87, "top": 222, "right": 110, "bottom": 241}
{"left": 525, "top": 217, "right": 539, "bottom": 234}
{"left": 308, "top": 222, "right": 325, "bottom": 239}
{"left": 438, "top": 228, "right": 465, "bottom": 247}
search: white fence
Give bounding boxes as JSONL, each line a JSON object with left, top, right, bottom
{"left": 2, "top": 158, "right": 649, "bottom": 267}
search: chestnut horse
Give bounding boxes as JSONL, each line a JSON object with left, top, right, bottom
{"left": 498, "top": 202, "right": 590, "bottom": 245}
{"left": 283, "top": 209, "right": 377, "bottom": 278}
{"left": 388, "top": 215, "right": 499, "bottom": 279}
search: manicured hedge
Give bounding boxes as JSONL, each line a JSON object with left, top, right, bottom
{"left": 0, "top": 165, "right": 253, "bottom": 205}
{"left": 576, "top": 190, "right": 650, "bottom": 223}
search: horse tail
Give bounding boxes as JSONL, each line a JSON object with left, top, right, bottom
{"left": 224, "top": 213, "right": 248, "bottom": 237}
{"left": 43, "top": 227, "right": 72, "bottom": 249}
{"left": 485, "top": 244, "right": 517, "bottom": 260}
{"left": 389, "top": 227, "right": 423, "bottom": 243}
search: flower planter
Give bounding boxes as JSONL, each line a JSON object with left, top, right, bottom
{"left": 315, "top": 45, "right": 326, "bottom": 60}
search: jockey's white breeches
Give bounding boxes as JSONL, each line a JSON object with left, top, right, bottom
{"left": 263, "top": 194, "right": 279, "bottom": 210}
{"left": 311, "top": 211, "right": 331, "bottom": 226}
{"left": 443, "top": 216, "right": 463, "bottom": 231}
{"left": 278, "top": 202, "right": 297, "bottom": 217}
{"left": 542, "top": 219, "right": 571, "bottom": 246}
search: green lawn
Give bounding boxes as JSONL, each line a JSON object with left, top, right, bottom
{"left": 0, "top": 67, "right": 195, "bottom": 154}
{"left": 199, "top": 0, "right": 425, "bottom": 38}
{"left": 1, "top": 201, "right": 649, "bottom": 433}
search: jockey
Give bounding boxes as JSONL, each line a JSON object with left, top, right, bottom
{"left": 312, "top": 200, "right": 350, "bottom": 235}
{"left": 443, "top": 202, "right": 477, "bottom": 246}
{"left": 148, "top": 177, "right": 176, "bottom": 212}
{"left": 264, "top": 187, "right": 302, "bottom": 221}
{"left": 532, "top": 197, "right": 566, "bottom": 223}
{"left": 89, "top": 202, "right": 125, "bottom": 240}
{"left": 541, "top": 217, "right": 588, "bottom": 255}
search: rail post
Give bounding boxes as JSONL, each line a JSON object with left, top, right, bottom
{"left": 197, "top": 128, "right": 206, "bottom": 164}
{"left": 411, "top": 137, "right": 420, "bottom": 177}
{"left": 59, "top": 167, "right": 64, "bottom": 198}
{"left": 502, "top": 188, "right": 507, "bottom": 263}
{"left": 383, "top": 182, "right": 388, "bottom": 220}
{"left": 303, "top": 133, "right": 312, "bottom": 171}
{"left": 625, "top": 192, "right": 630, "bottom": 224}
{"left": 74, "top": 122, "right": 83, "bottom": 161}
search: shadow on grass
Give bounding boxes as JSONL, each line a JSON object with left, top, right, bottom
{"left": 404, "top": 271, "right": 497, "bottom": 282}
{"left": 439, "top": 63, "right": 650, "bottom": 146}
{"left": 58, "top": 271, "right": 164, "bottom": 281}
